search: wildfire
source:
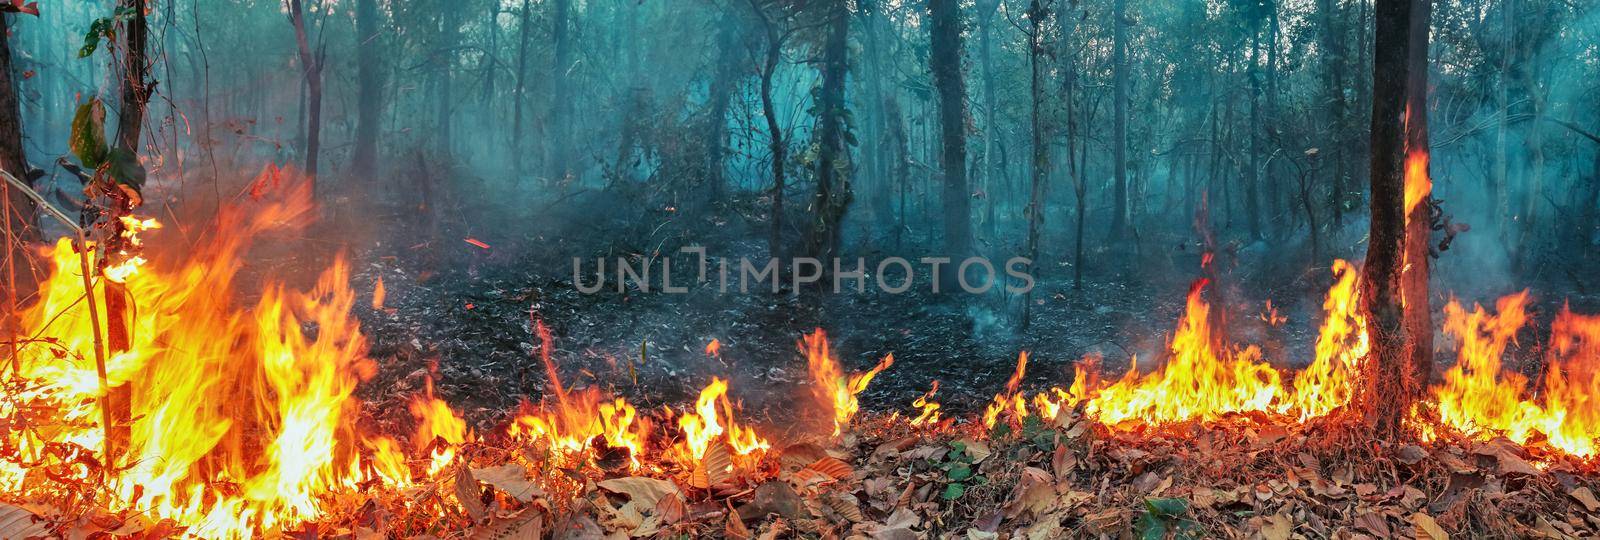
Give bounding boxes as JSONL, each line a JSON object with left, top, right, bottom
{"left": 802, "top": 329, "right": 894, "bottom": 436}
{"left": 1429, "top": 293, "right": 1600, "bottom": 457}
{"left": 910, "top": 381, "right": 942, "bottom": 427}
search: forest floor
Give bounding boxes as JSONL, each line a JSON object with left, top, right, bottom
{"left": 263, "top": 184, "right": 1600, "bottom": 539}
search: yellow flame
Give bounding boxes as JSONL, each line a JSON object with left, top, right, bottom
{"left": 802, "top": 329, "right": 893, "bottom": 436}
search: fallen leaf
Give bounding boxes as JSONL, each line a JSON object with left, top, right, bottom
{"left": 469, "top": 509, "right": 545, "bottom": 540}
{"left": 1260, "top": 513, "right": 1292, "bottom": 540}
{"left": 472, "top": 464, "right": 545, "bottom": 503}
{"left": 0, "top": 503, "right": 49, "bottom": 540}
{"left": 956, "top": 438, "right": 992, "bottom": 463}
{"left": 1412, "top": 512, "right": 1448, "bottom": 540}
{"left": 456, "top": 466, "right": 489, "bottom": 522}
{"left": 597, "top": 477, "right": 683, "bottom": 509}
{"left": 806, "top": 456, "right": 854, "bottom": 480}
{"left": 726, "top": 508, "right": 753, "bottom": 540}
{"left": 1572, "top": 487, "right": 1600, "bottom": 513}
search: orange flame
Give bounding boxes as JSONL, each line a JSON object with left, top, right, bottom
{"left": 802, "top": 329, "right": 894, "bottom": 436}
{"left": 1424, "top": 292, "right": 1600, "bottom": 457}
{"left": 910, "top": 381, "right": 942, "bottom": 427}
{"left": 705, "top": 339, "right": 721, "bottom": 357}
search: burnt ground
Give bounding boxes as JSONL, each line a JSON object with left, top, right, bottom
{"left": 319, "top": 183, "right": 1600, "bottom": 444}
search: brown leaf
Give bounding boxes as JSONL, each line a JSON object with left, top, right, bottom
{"left": 824, "top": 494, "right": 865, "bottom": 523}
{"left": 726, "top": 508, "right": 753, "bottom": 540}
{"left": 469, "top": 509, "right": 546, "bottom": 540}
{"left": 655, "top": 492, "right": 687, "bottom": 525}
{"left": 806, "top": 456, "right": 854, "bottom": 480}
{"left": 1004, "top": 467, "right": 1056, "bottom": 519}
{"left": 0, "top": 503, "right": 49, "bottom": 540}
{"left": 737, "top": 481, "right": 807, "bottom": 521}
{"left": 456, "top": 465, "right": 489, "bottom": 522}
{"left": 1572, "top": 487, "right": 1600, "bottom": 513}
{"left": 703, "top": 443, "right": 735, "bottom": 487}
{"left": 1411, "top": 512, "right": 1448, "bottom": 540}
{"left": 472, "top": 464, "right": 545, "bottom": 503}
{"left": 778, "top": 443, "right": 828, "bottom": 471}
{"left": 955, "top": 437, "right": 992, "bottom": 463}
{"left": 1259, "top": 513, "right": 1292, "bottom": 540}
{"left": 597, "top": 477, "right": 684, "bottom": 509}
{"left": 1396, "top": 444, "right": 1429, "bottom": 464}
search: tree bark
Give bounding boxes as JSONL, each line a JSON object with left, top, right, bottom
{"left": 1318, "top": 0, "right": 1348, "bottom": 226}
{"left": 1020, "top": 0, "right": 1049, "bottom": 329}
{"left": 929, "top": 0, "right": 969, "bottom": 262}
{"left": 749, "top": 0, "right": 786, "bottom": 260}
{"left": 288, "top": 0, "right": 323, "bottom": 180}
{"left": 352, "top": 0, "right": 381, "bottom": 175}
{"left": 702, "top": 14, "right": 741, "bottom": 200}
{"left": 1107, "top": 0, "right": 1131, "bottom": 241}
{"left": 512, "top": 0, "right": 532, "bottom": 177}
{"left": 106, "top": 0, "right": 152, "bottom": 466}
{"left": 0, "top": 12, "right": 37, "bottom": 365}
{"left": 802, "top": 4, "right": 852, "bottom": 264}
{"left": 547, "top": 0, "right": 573, "bottom": 186}
{"left": 1360, "top": 0, "right": 1431, "bottom": 437}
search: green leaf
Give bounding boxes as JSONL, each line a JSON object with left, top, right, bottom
{"left": 945, "top": 463, "right": 972, "bottom": 481}
{"left": 79, "top": 18, "right": 111, "bottom": 58}
{"left": 69, "top": 99, "right": 108, "bottom": 169}
{"left": 105, "top": 147, "right": 146, "bottom": 193}
{"left": 940, "top": 483, "right": 965, "bottom": 501}
{"left": 1144, "top": 497, "right": 1190, "bottom": 518}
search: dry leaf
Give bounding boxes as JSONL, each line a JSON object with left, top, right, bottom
{"left": 778, "top": 443, "right": 828, "bottom": 470}
{"left": 597, "top": 477, "right": 683, "bottom": 509}
{"left": 806, "top": 456, "right": 854, "bottom": 480}
{"left": 726, "top": 508, "right": 753, "bottom": 540}
{"left": 470, "top": 509, "right": 546, "bottom": 540}
{"left": 1259, "top": 513, "right": 1292, "bottom": 540}
{"left": 1412, "top": 512, "right": 1448, "bottom": 540}
{"left": 956, "top": 438, "right": 992, "bottom": 463}
{"left": 0, "top": 503, "right": 48, "bottom": 540}
{"left": 1571, "top": 487, "right": 1600, "bottom": 513}
{"left": 472, "top": 464, "right": 544, "bottom": 503}
{"left": 456, "top": 465, "right": 489, "bottom": 522}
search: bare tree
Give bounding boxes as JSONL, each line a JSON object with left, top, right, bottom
{"left": 929, "top": 0, "right": 970, "bottom": 262}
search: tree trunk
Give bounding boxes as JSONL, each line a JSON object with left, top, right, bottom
{"left": 0, "top": 13, "right": 37, "bottom": 365}
{"left": 1104, "top": 0, "right": 1131, "bottom": 242}
{"left": 749, "top": 0, "right": 786, "bottom": 260}
{"left": 702, "top": 14, "right": 740, "bottom": 200}
{"left": 1361, "top": 0, "right": 1431, "bottom": 437}
{"left": 548, "top": 0, "right": 573, "bottom": 186}
{"left": 1318, "top": 0, "right": 1348, "bottom": 227}
{"left": 929, "top": 0, "right": 970, "bottom": 262}
{"left": 436, "top": 7, "right": 458, "bottom": 158}
{"left": 978, "top": 0, "right": 999, "bottom": 244}
{"left": 106, "top": 0, "right": 152, "bottom": 466}
{"left": 289, "top": 0, "right": 323, "bottom": 180}
{"left": 1058, "top": 0, "right": 1083, "bottom": 289}
{"left": 512, "top": 0, "right": 532, "bottom": 178}
{"left": 352, "top": 0, "right": 380, "bottom": 175}
{"left": 1020, "top": 0, "right": 1049, "bottom": 329}
{"left": 1246, "top": 22, "right": 1263, "bottom": 240}
{"left": 803, "top": 4, "right": 852, "bottom": 264}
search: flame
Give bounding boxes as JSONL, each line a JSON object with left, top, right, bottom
{"left": 1425, "top": 292, "right": 1600, "bottom": 457}
{"left": 983, "top": 352, "right": 1030, "bottom": 429}
{"left": 372, "top": 277, "right": 386, "bottom": 310}
{"left": 506, "top": 323, "right": 650, "bottom": 469}
{"left": 0, "top": 172, "right": 416, "bottom": 536}
{"left": 1403, "top": 106, "right": 1432, "bottom": 215}
{"left": 1284, "top": 260, "right": 1369, "bottom": 420}
{"left": 675, "top": 377, "right": 769, "bottom": 461}
{"left": 1083, "top": 280, "right": 1286, "bottom": 426}
{"left": 410, "top": 377, "right": 469, "bottom": 477}
{"left": 705, "top": 339, "right": 721, "bottom": 357}
{"left": 802, "top": 329, "right": 894, "bottom": 436}
{"left": 910, "top": 381, "right": 942, "bottom": 427}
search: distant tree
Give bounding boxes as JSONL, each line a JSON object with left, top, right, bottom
{"left": 352, "top": 0, "right": 381, "bottom": 176}
{"left": 1020, "top": 0, "right": 1052, "bottom": 329}
{"left": 1106, "top": 0, "right": 1131, "bottom": 241}
{"left": 801, "top": 0, "right": 853, "bottom": 264}
{"left": 1, "top": 9, "right": 38, "bottom": 363}
{"left": 928, "top": 0, "right": 969, "bottom": 262}
{"left": 286, "top": 0, "right": 325, "bottom": 181}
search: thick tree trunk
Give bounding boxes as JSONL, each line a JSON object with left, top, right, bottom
{"left": 978, "top": 0, "right": 999, "bottom": 243}
{"left": 1361, "top": 0, "right": 1431, "bottom": 437}
{"left": 0, "top": 13, "right": 37, "bottom": 364}
{"left": 802, "top": 5, "right": 852, "bottom": 264}
{"left": 352, "top": 0, "right": 380, "bottom": 175}
{"left": 1058, "top": 1, "right": 1083, "bottom": 289}
{"left": 1107, "top": 0, "right": 1130, "bottom": 241}
{"left": 929, "top": 0, "right": 969, "bottom": 262}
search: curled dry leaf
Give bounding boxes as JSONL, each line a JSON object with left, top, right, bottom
{"left": 806, "top": 456, "right": 854, "bottom": 480}
{"left": 726, "top": 508, "right": 753, "bottom": 540}
{"left": 0, "top": 503, "right": 49, "bottom": 540}
{"left": 472, "top": 464, "right": 545, "bottom": 503}
{"left": 456, "top": 465, "right": 489, "bottom": 522}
